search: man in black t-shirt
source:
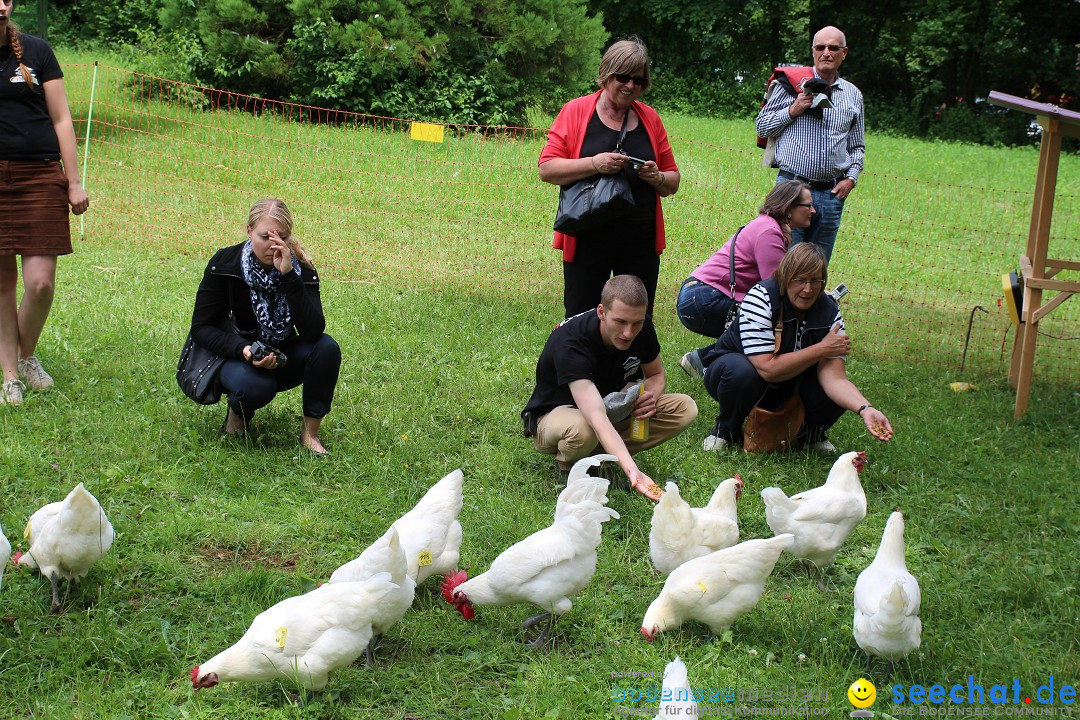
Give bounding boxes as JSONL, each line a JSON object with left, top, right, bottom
{"left": 522, "top": 275, "right": 697, "bottom": 502}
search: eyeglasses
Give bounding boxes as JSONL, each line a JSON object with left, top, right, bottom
{"left": 613, "top": 72, "right": 648, "bottom": 86}
{"left": 794, "top": 202, "right": 814, "bottom": 208}
{"left": 813, "top": 44, "right": 846, "bottom": 52}
{"left": 791, "top": 277, "right": 825, "bottom": 288}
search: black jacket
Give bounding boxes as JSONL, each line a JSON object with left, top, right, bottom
{"left": 189, "top": 243, "right": 325, "bottom": 359}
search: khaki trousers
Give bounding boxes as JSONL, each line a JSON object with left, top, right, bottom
{"left": 533, "top": 393, "right": 698, "bottom": 468}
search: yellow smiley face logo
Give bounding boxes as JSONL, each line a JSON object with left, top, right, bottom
{"left": 848, "top": 678, "right": 877, "bottom": 709}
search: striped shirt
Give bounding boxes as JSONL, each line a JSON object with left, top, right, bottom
{"left": 739, "top": 284, "right": 845, "bottom": 357}
{"left": 755, "top": 72, "right": 865, "bottom": 184}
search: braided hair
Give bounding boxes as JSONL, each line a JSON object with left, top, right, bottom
{"left": 6, "top": 23, "right": 38, "bottom": 94}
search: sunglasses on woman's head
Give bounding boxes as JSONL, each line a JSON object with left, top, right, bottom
{"left": 613, "top": 72, "right": 648, "bottom": 86}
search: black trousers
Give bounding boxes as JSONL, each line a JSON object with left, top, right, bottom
{"left": 218, "top": 333, "right": 341, "bottom": 422}
{"left": 562, "top": 238, "right": 660, "bottom": 318}
{"left": 703, "top": 352, "right": 845, "bottom": 443}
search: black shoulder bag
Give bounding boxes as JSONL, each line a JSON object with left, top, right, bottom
{"left": 553, "top": 112, "right": 636, "bottom": 235}
{"left": 722, "top": 225, "right": 746, "bottom": 331}
{"left": 177, "top": 283, "right": 235, "bottom": 405}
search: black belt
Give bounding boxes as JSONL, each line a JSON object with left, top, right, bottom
{"left": 778, "top": 170, "right": 842, "bottom": 190}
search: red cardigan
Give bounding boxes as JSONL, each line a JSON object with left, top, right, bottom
{"left": 538, "top": 90, "right": 678, "bottom": 262}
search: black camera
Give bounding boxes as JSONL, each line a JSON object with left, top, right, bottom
{"left": 624, "top": 155, "right": 646, "bottom": 170}
{"left": 249, "top": 341, "right": 287, "bottom": 368}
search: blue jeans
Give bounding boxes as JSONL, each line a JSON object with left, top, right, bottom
{"left": 676, "top": 277, "right": 736, "bottom": 339}
{"left": 218, "top": 333, "right": 341, "bottom": 422}
{"left": 787, "top": 183, "right": 845, "bottom": 264}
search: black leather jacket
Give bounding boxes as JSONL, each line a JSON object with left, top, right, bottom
{"left": 189, "top": 243, "right": 325, "bottom": 359}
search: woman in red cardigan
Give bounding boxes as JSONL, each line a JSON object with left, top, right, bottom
{"left": 538, "top": 38, "right": 681, "bottom": 319}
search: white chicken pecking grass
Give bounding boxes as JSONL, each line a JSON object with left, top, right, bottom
{"left": 191, "top": 573, "right": 398, "bottom": 693}
{"left": 655, "top": 655, "right": 699, "bottom": 719}
{"left": 389, "top": 468, "right": 464, "bottom": 585}
{"left": 441, "top": 454, "right": 620, "bottom": 648}
{"left": 853, "top": 509, "right": 922, "bottom": 678}
{"left": 0, "top": 518, "right": 10, "bottom": 591}
{"left": 640, "top": 534, "right": 794, "bottom": 642}
{"left": 649, "top": 476, "right": 742, "bottom": 575}
{"left": 328, "top": 525, "right": 416, "bottom": 664}
{"left": 760, "top": 451, "right": 868, "bottom": 589}
{"left": 14, "top": 482, "right": 114, "bottom": 613}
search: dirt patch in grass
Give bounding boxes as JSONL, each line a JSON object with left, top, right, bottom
{"left": 193, "top": 542, "right": 300, "bottom": 573}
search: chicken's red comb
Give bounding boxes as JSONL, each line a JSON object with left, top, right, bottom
{"left": 854, "top": 451, "right": 868, "bottom": 471}
{"left": 190, "top": 666, "right": 200, "bottom": 685}
{"left": 11, "top": 551, "right": 21, "bottom": 564}
{"left": 440, "top": 569, "right": 468, "bottom": 604}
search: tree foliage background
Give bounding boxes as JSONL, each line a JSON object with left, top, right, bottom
{"left": 23, "top": 0, "right": 1080, "bottom": 143}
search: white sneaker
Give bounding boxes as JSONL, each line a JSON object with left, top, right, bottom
{"left": 679, "top": 351, "right": 704, "bottom": 380}
{"left": 702, "top": 435, "right": 730, "bottom": 451}
{"left": 19, "top": 354, "right": 54, "bottom": 390}
{"left": 809, "top": 439, "right": 837, "bottom": 454}
{"left": 1, "top": 378, "right": 26, "bottom": 405}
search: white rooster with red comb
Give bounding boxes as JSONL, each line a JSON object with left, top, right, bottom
{"left": 760, "top": 451, "right": 868, "bottom": 588}
{"left": 441, "top": 454, "right": 619, "bottom": 647}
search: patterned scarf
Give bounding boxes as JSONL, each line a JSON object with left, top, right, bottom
{"left": 240, "top": 240, "right": 301, "bottom": 344}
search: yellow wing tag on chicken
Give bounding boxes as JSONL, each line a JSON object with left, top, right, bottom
{"left": 696, "top": 581, "right": 708, "bottom": 595}
{"left": 23, "top": 519, "right": 31, "bottom": 539}
{"left": 418, "top": 551, "right": 433, "bottom": 567}
{"left": 410, "top": 122, "right": 444, "bottom": 143}
{"left": 275, "top": 627, "right": 287, "bottom": 649}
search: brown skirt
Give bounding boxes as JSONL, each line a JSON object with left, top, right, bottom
{"left": 0, "top": 160, "right": 74, "bottom": 255}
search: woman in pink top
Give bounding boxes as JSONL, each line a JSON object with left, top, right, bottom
{"left": 676, "top": 180, "right": 812, "bottom": 379}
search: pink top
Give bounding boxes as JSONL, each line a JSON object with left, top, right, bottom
{"left": 691, "top": 214, "right": 788, "bottom": 301}
{"left": 539, "top": 90, "right": 678, "bottom": 262}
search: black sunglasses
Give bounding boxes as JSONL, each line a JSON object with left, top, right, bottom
{"left": 813, "top": 44, "right": 846, "bottom": 52}
{"left": 613, "top": 72, "right": 648, "bottom": 86}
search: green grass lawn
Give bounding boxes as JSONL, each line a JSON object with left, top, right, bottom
{"left": 0, "top": 52, "right": 1076, "bottom": 720}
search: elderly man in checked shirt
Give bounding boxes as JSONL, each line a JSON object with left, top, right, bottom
{"left": 755, "top": 26, "right": 864, "bottom": 264}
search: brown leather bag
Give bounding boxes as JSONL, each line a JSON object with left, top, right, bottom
{"left": 743, "top": 393, "right": 805, "bottom": 453}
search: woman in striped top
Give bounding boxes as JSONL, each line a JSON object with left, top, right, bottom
{"left": 698, "top": 243, "right": 893, "bottom": 452}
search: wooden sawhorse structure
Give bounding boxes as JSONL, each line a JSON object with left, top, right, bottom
{"left": 988, "top": 91, "right": 1079, "bottom": 419}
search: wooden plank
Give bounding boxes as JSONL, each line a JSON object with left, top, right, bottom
{"left": 1025, "top": 277, "right": 1080, "bottom": 292}
{"left": 1019, "top": 255, "right": 1033, "bottom": 279}
{"left": 1046, "top": 258, "right": 1080, "bottom": 271}
{"left": 1032, "top": 292, "right": 1074, "bottom": 323}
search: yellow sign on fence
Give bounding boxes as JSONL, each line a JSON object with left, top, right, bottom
{"left": 410, "top": 121, "right": 445, "bottom": 143}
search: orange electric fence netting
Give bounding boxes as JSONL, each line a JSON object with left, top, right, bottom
{"left": 66, "top": 64, "right": 1079, "bottom": 384}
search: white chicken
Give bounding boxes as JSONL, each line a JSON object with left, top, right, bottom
{"left": 328, "top": 525, "right": 416, "bottom": 663}
{"left": 441, "top": 455, "right": 620, "bottom": 647}
{"left": 640, "top": 534, "right": 794, "bottom": 641}
{"left": 760, "top": 451, "right": 867, "bottom": 584}
{"left": 0, "top": 518, "right": 10, "bottom": 591}
{"left": 655, "top": 656, "right": 699, "bottom": 719}
{"left": 555, "top": 454, "right": 617, "bottom": 516}
{"left": 853, "top": 510, "right": 922, "bottom": 675}
{"left": 389, "top": 468, "right": 464, "bottom": 585}
{"left": 650, "top": 476, "right": 742, "bottom": 575}
{"left": 191, "top": 573, "right": 398, "bottom": 692}
{"left": 15, "top": 483, "right": 114, "bottom": 613}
